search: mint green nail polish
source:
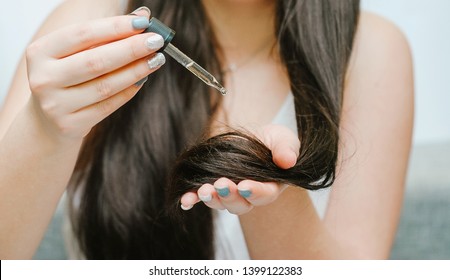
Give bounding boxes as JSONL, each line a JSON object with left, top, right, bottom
{"left": 215, "top": 186, "right": 230, "bottom": 197}
{"left": 199, "top": 194, "right": 212, "bottom": 203}
{"left": 132, "top": 17, "right": 149, "bottom": 29}
{"left": 238, "top": 189, "right": 252, "bottom": 198}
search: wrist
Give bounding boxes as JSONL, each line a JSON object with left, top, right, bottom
{"left": 24, "top": 98, "right": 84, "bottom": 151}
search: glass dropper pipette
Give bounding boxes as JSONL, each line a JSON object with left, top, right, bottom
{"left": 145, "top": 18, "right": 227, "bottom": 95}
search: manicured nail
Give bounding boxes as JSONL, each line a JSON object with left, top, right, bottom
{"left": 129, "top": 6, "right": 151, "bottom": 17}
{"left": 134, "top": 76, "right": 148, "bottom": 87}
{"left": 148, "top": 53, "right": 166, "bottom": 69}
{"left": 215, "top": 186, "right": 230, "bottom": 197}
{"left": 146, "top": 34, "right": 164, "bottom": 50}
{"left": 199, "top": 194, "right": 212, "bottom": 203}
{"left": 132, "top": 17, "right": 150, "bottom": 29}
{"left": 181, "top": 204, "right": 193, "bottom": 211}
{"left": 238, "top": 189, "right": 252, "bottom": 198}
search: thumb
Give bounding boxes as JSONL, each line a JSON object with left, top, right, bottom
{"left": 129, "top": 6, "right": 151, "bottom": 18}
{"left": 260, "top": 124, "right": 300, "bottom": 169}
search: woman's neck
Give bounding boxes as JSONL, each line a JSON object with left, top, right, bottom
{"left": 201, "top": 0, "right": 277, "bottom": 68}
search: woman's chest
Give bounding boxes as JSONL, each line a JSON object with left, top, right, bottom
{"left": 211, "top": 61, "right": 291, "bottom": 132}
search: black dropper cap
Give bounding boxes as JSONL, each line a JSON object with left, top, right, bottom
{"left": 145, "top": 17, "right": 175, "bottom": 49}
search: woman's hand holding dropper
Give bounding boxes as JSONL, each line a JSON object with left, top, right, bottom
{"left": 25, "top": 7, "right": 164, "bottom": 144}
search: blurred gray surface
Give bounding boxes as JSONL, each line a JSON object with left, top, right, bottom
{"left": 390, "top": 141, "right": 450, "bottom": 259}
{"left": 390, "top": 190, "right": 450, "bottom": 259}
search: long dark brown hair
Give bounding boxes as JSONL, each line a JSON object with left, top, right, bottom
{"left": 69, "top": 0, "right": 360, "bottom": 259}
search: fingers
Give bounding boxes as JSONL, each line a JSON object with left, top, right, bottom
{"left": 198, "top": 183, "right": 226, "bottom": 210}
{"left": 181, "top": 178, "right": 255, "bottom": 215}
{"left": 260, "top": 124, "right": 300, "bottom": 169}
{"left": 129, "top": 6, "right": 151, "bottom": 17}
{"left": 60, "top": 53, "right": 165, "bottom": 113}
{"left": 24, "top": 7, "right": 165, "bottom": 142}
{"left": 237, "top": 180, "right": 284, "bottom": 206}
{"left": 55, "top": 32, "right": 164, "bottom": 86}
{"left": 180, "top": 179, "right": 285, "bottom": 214}
{"left": 27, "top": 50, "right": 164, "bottom": 140}
{"left": 38, "top": 83, "right": 144, "bottom": 139}
{"left": 180, "top": 192, "right": 200, "bottom": 211}
{"left": 64, "top": 82, "right": 145, "bottom": 136}
{"left": 41, "top": 11, "right": 151, "bottom": 58}
{"left": 211, "top": 178, "right": 253, "bottom": 215}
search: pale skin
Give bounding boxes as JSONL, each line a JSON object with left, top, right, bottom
{"left": 0, "top": 0, "right": 413, "bottom": 259}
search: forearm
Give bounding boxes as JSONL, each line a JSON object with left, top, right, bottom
{"left": 239, "top": 187, "right": 349, "bottom": 259}
{"left": 240, "top": 183, "right": 402, "bottom": 260}
{"left": 0, "top": 101, "right": 82, "bottom": 259}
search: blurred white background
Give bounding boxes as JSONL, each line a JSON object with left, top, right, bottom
{"left": 0, "top": 0, "right": 449, "bottom": 259}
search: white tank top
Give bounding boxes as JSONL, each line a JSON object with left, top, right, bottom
{"left": 213, "top": 93, "right": 331, "bottom": 259}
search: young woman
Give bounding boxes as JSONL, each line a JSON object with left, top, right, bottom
{"left": 0, "top": 0, "right": 413, "bottom": 259}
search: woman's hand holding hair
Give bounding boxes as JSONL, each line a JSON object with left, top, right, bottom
{"left": 25, "top": 7, "right": 165, "bottom": 143}
{"left": 179, "top": 124, "right": 300, "bottom": 215}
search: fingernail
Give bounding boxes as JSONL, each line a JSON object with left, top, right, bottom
{"left": 129, "top": 6, "right": 151, "bottom": 17}
{"left": 181, "top": 204, "right": 193, "bottom": 211}
{"left": 238, "top": 189, "right": 252, "bottom": 198}
{"left": 132, "top": 17, "right": 150, "bottom": 29}
{"left": 215, "top": 186, "right": 230, "bottom": 197}
{"left": 199, "top": 194, "right": 212, "bottom": 203}
{"left": 134, "top": 76, "right": 148, "bottom": 87}
{"left": 148, "top": 53, "right": 166, "bottom": 69}
{"left": 146, "top": 34, "right": 164, "bottom": 50}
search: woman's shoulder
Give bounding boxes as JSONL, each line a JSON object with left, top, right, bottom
{"left": 349, "top": 11, "right": 412, "bottom": 78}
{"left": 357, "top": 11, "right": 411, "bottom": 56}
{"left": 341, "top": 10, "right": 414, "bottom": 156}
{"left": 346, "top": 11, "right": 414, "bottom": 105}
